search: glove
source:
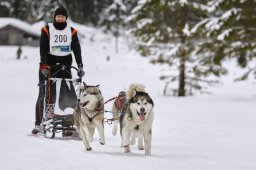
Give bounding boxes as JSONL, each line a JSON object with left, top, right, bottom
{"left": 40, "top": 64, "right": 50, "bottom": 77}
{"left": 77, "top": 66, "right": 85, "bottom": 77}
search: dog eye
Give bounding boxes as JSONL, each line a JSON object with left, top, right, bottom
{"left": 91, "top": 92, "right": 97, "bottom": 95}
{"left": 144, "top": 102, "right": 147, "bottom": 105}
{"left": 83, "top": 94, "right": 87, "bottom": 97}
{"left": 137, "top": 102, "right": 141, "bottom": 105}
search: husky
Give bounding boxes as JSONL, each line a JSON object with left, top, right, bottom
{"left": 73, "top": 84, "right": 105, "bottom": 151}
{"left": 120, "top": 84, "right": 154, "bottom": 156}
{"left": 111, "top": 91, "right": 126, "bottom": 136}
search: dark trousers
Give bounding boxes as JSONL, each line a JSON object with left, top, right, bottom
{"left": 35, "top": 71, "right": 45, "bottom": 125}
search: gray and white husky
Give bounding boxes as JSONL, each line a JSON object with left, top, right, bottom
{"left": 118, "top": 84, "right": 154, "bottom": 156}
{"left": 73, "top": 84, "right": 105, "bottom": 151}
{"left": 111, "top": 91, "right": 126, "bottom": 136}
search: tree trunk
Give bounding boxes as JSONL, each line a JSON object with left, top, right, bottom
{"left": 177, "top": 5, "right": 187, "bottom": 97}
{"left": 115, "top": 35, "right": 118, "bottom": 54}
{"left": 178, "top": 54, "right": 186, "bottom": 96}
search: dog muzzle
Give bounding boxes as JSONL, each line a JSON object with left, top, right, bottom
{"left": 137, "top": 111, "right": 146, "bottom": 121}
{"left": 80, "top": 101, "right": 89, "bottom": 108}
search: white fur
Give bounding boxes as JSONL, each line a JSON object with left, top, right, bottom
{"left": 112, "top": 120, "right": 118, "bottom": 136}
{"left": 80, "top": 92, "right": 98, "bottom": 110}
{"left": 126, "top": 83, "right": 145, "bottom": 98}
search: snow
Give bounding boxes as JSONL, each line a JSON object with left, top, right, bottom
{"left": 183, "top": 24, "right": 190, "bottom": 36}
{"left": 108, "top": 0, "right": 127, "bottom": 11}
{"left": 217, "top": 28, "right": 232, "bottom": 40}
{"left": 131, "top": 0, "right": 146, "bottom": 14}
{"left": 205, "top": 18, "right": 222, "bottom": 32}
{"left": 221, "top": 8, "right": 239, "bottom": 20}
{"left": 136, "top": 18, "right": 153, "bottom": 30}
{"left": 191, "top": 2, "right": 209, "bottom": 12}
{"left": 32, "top": 21, "right": 46, "bottom": 31}
{"left": 0, "top": 22, "right": 256, "bottom": 170}
{"left": 207, "top": 0, "right": 225, "bottom": 13}
{"left": 0, "top": 17, "right": 40, "bottom": 37}
{"left": 0, "top": 1, "right": 10, "bottom": 8}
{"left": 180, "top": 0, "right": 188, "bottom": 6}
{"left": 191, "top": 19, "right": 208, "bottom": 33}
{"left": 168, "top": 43, "right": 181, "bottom": 56}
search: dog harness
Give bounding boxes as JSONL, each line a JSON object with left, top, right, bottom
{"left": 84, "top": 112, "right": 100, "bottom": 122}
{"left": 81, "top": 103, "right": 103, "bottom": 122}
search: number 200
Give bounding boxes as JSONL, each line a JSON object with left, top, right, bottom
{"left": 54, "top": 35, "right": 67, "bottom": 42}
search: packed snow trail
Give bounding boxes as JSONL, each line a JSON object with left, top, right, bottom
{"left": 0, "top": 24, "right": 256, "bottom": 170}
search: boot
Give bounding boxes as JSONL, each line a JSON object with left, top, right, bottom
{"left": 31, "top": 125, "right": 41, "bottom": 134}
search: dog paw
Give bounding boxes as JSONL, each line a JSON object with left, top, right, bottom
{"left": 138, "top": 145, "right": 144, "bottom": 150}
{"left": 124, "top": 145, "right": 131, "bottom": 153}
{"left": 124, "top": 149, "right": 131, "bottom": 153}
{"left": 86, "top": 147, "right": 92, "bottom": 151}
{"left": 99, "top": 139, "right": 105, "bottom": 145}
{"left": 145, "top": 151, "right": 151, "bottom": 156}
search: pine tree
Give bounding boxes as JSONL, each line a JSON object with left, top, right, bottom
{"left": 88, "top": 0, "right": 113, "bottom": 26}
{"left": 9, "top": 0, "right": 28, "bottom": 21}
{"left": 122, "top": 0, "right": 138, "bottom": 15}
{"left": 25, "top": 0, "right": 45, "bottom": 23}
{"left": 192, "top": 0, "right": 256, "bottom": 80}
{"left": 0, "top": 0, "right": 11, "bottom": 17}
{"left": 101, "top": 0, "right": 127, "bottom": 53}
{"left": 65, "top": 0, "right": 94, "bottom": 24}
{"left": 41, "top": 0, "right": 63, "bottom": 23}
{"left": 130, "top": 0, "right": 226, "bottom": 96}
{"left": 2, "top": 0, "right": 117, "bottom": 26}
{"left": 18, "top": 0, "right": 62, "bottom": 23}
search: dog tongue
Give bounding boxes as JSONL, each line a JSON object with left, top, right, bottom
{"left": 139, "top": 113, "right": 145, "bottom": 121}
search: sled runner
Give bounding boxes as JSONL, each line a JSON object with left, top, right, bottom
{"left": 40, "top": 64, "right": 82, "bottom": 139}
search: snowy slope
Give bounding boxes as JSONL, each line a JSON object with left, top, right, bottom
{"left": 0, "top": 24, "right": 256, "bottom": 170}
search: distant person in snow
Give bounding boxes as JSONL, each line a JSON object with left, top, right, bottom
{"left": 32, "top": 5, "right": 85, "bottom": 134}
{"left": 16, "top": 45, "right": 22, "bottom": 60}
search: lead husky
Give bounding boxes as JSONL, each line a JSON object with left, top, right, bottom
{"left": 73, "top": 84, "right": 105, "bottom": 151}
{"left": 119, "top": 84, "right": 154, "bottom": 156}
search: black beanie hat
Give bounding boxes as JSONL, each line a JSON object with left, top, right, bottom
{"left": 54, "top": 5, "right": 68, "bottom": 19}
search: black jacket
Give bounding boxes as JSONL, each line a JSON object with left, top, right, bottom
{"left": 40, "top": 24, "right": 83, "bottom": 67}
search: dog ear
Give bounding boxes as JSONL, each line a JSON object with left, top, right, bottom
{"left": 132, "top": 89, "right": 137, "bottom": 97}
{"left": 147, "top": 96, "right": 154, "bottom": 107}
{"left": 118, "top": 91, "right": 126, "bottom": 97}
{"left": 95, "top": 84, "right": 100, "bottom": 91}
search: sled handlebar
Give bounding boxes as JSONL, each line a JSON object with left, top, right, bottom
{"left": 48, "top": 64, "right": 82, "bottom": 82}
{"left": 49, "top": 64, "right": 79, "bottom": 72}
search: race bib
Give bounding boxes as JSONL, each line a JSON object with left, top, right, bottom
{"left": 48, "top": 23, "right": 72, "bottom": 56}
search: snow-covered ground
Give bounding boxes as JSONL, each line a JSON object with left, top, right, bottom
{"left": 0, "top": 24, "right": 255, "bottom": 170}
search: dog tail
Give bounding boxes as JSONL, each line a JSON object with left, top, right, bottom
{"left": 127, "top": 83, "right": 145, "bottom": 98}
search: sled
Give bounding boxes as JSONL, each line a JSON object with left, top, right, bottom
{"left": 40, "top": 64, "right": 82, "bottom": 139}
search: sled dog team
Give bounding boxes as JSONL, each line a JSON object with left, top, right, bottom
{"left": 73, "top": 83, "right": 154, "bottom": 156}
